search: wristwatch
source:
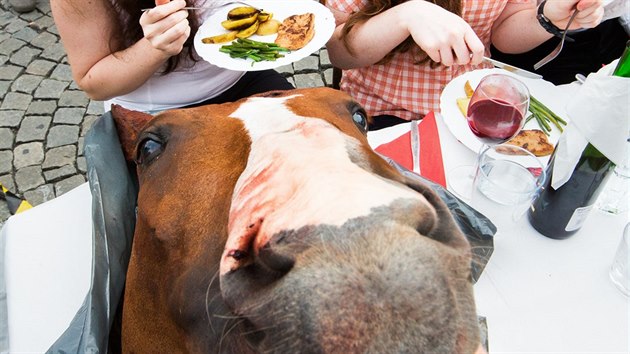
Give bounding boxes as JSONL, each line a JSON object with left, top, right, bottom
{"left": 536, "top": 0, "right": 575, "bottom": 42}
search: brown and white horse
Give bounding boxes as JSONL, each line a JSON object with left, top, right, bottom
{"left": 111, "top": 87, "right": 482, "bottom": 353}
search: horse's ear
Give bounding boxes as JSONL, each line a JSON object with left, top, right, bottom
{"left": 111, "top": 104, "right": 153, "bottom": 162}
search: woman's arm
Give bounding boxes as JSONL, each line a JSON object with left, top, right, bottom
{"left": 326, "top": 0, "right": 484, "bottom": 69}
{"left": 491, "top": 0, "right": 604, "bottom": 54}
{"left": 50, "top": 0, "right": 190, "bottom": 101}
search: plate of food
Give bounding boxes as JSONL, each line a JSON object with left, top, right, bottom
{"left": 439, "top": 68, "right": 569, "bottom": 163}
{"left": 194, "top": 0, "right": 335, "bottom": 71}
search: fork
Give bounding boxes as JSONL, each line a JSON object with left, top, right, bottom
{"left": 142, "top": 1, "right": 261, "bottom": 12}
{"left": 533, "top": 9, "right": 579, "bottom": 70}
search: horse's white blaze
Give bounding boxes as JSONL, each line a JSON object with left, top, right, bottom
{"left": 220, "top": 95, "right": 430, "bottom": 274}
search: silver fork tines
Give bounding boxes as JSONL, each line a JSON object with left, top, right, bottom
{"left": 141, "top": 1, "right": 261, "bottom": 12}
{"left": 533, "top": 10, "right": 579, "bottom": 70}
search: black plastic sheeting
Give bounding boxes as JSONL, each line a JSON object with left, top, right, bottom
{"left": 37, "top": 113, "right": 495, "bottom": 353}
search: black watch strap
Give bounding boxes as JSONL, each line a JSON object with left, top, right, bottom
{"left": 536, "top": 0, "right": 575, "bottom": 43}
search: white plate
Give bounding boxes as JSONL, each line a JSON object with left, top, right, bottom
{"left": 439, "top": 68, "right": 569, "bottom": 163}
{"left": 194, "top": 0, "right": 335, "bottom": 71}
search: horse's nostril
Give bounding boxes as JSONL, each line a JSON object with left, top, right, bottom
{"left": 258, "top": 242, "right": 295, "bottom": 274}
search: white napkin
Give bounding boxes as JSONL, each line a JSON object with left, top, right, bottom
{"left": 551, "top": 59, "right": 630, "bottom": 189}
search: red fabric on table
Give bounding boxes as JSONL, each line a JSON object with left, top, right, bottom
{"left": 374, "top": 112, "right": 446, "bottom": 187}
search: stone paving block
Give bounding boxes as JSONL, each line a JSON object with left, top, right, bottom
{"left": 31, "top": 16, "right": 55, "bottom": 32}
{"left": 77, "top": 136, "right": 84, "bottom": 156}
{"left": 16, "top": 115, "right": 51, "bottom": 142}
{"left": 26, "top": 99, "right": 56, "bottom": 115}
{"left": 323, "top": 68, "right": 334, "bottom": 87}
{"left": 13, "top": 141, "right": 44, "bottom": 169}
{"left": 11, "top": 73, "right": 43, "bottom": 93}
{"left": 54, "top": 107, "right": 85, "bottom": 124}
{"left": 12, "top": 26, "right": 38, "bottom": 42}
{"left": 319, "top": 49, "right": 331, "bottom": 67}
{"left": 47, "top": 124, "right": 79, "bottom": 148}
{"left": 58, "top": 90, "right": 89, "bottom": 107}
{"left": 293, "top": 73, "right": 324, "bottom": 89}
{"left": 41, "top": 42, "right": 66, "bottom": 62}
{"left": 0, "top": 110, "right": 23, "bottom": 127}
{"left": 42, "top": 145, "right": 76, "bottom": 169}
{"left": 0, "top": 80, "right": 9, "bottom": 98}
{"left": 30, "top": 31, "right": 57, "bottom": 50}
{"left": 9, "top": 46, "right": 41, "bottom": 67}
{"left": 81, "top": 115, "right": 99, "bottom": 136}
{"left": 0, "top": 150, "right": 13, "bottom": 174}
{"left": 77, "top": 156, "right": 86, "bottom": 173}
{"left": 51, "top": 63, "right": 73, "bottom": 82}
{"left": 3, "top": 19, "right": 28, "bottom": 35}
{"left": 54, "top": 174, "right": 85, "bottom": 196}
{"left": 23, "top": 183, "right": 55, "bottom": 206}
{"left": 87, "top": 100, "right": 105, "bottom": 115}
{"left": 1, "top": 91, "right": 32, "bottom": 110}
{"left": 0, "top": 128, "right": 14, "bottom": 149}
{"left": 293, "top": 55, "right": 319, "bottom": 72}
{"left": 0, "top": 37, "right": 25, "bottom": 55}
{"left": 15, "top": 165, "right": 44, "bottom": 193}
{"left": 26, "top": 59, "right": 56, "bottom": 76}
{"left": 0, "top": 12, "right": 13, "bottom": 27}
{"left": 0, "top": 54, "right": 7, "bottom": 66}
{"left": 0, "top": 204, "right": 9, "bottom": 226}
{"left": 44, "top": 164, "right": 77, "bottom": 182}
{"left": 275, "top": 64, "right": 294, "bottom": 75}
{"left": 0, "top": 174, "right": 16, "bottom": 194}
{"left": 34, "top": 78, "right": 68, "bottom": 99}
{"left": 0, "top": 64, "right": 22, "bottom": 80}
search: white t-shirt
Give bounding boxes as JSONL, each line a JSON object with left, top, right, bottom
{"left": 103, "top": 59, "right": 244, "bottom": 113}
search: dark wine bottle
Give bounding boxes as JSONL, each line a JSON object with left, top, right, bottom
{"left": 528, "top": 145, "right": 615, "bottom": 239}
{"left": 528, "top": 42, "right": 629, "bottom": 239}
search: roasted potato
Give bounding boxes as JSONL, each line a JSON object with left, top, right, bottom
{"left": 227, "top": 6, "right": 260, "bottom": 20}
{"left": 202, "top": 31, "right": 238, "bottom": 44}
{"left": 221, "top": 14, "right": 259, "bottom": 31}
{"left": 256, "top": 19, "right": 281, "bottom": 36}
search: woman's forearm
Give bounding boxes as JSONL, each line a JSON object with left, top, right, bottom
{"left": 72, "top": 39, "right": 170, "bottom": 101}
{"left": 326, "top": 4, "right": 412, "bottom": 69}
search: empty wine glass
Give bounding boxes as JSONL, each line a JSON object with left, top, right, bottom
{"left": 448, "top": 74, "right": 530, "bottom": 200}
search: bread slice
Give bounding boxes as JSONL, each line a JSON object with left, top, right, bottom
{"left": 274, "top": 13, "right": 315, "bottom": 51}
{"left": 501, "top": 129, "right": 555, "bottom": 157}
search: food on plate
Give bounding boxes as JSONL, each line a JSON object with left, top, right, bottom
{"left": 274, "top": 13, "right": 316, "bottom": 50}
{"left": 464, "top": 80, "right": 474, "bottom": 98}
{"left": 227, "top": 6, "right": 260, "bottom": 20}
{"left": 221, "top": 14, "right": 259, "bottom": 31}
{"left": 203, "top": 7, "right": 277, "bottom": 43}
{"left": 456, "top": 97, "right": 471, "bottom": 117}
{"left": 201, "top": 31, "right": 238, "bottom": 44}
{"left": 500, "top": 129, "right": 554, "bottom": 157}
{"left": 219, "top": 38, "right": 290, "bottom": 64}
{"left": 257, "top": 19, "right": 281, "bottom": 36}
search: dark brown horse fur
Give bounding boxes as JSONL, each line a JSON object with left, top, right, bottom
{"left": 111, "top": 87, "right": 480, "bottom": 353}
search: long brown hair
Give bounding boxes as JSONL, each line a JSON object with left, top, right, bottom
{"left": 107, "top": 0, "right": 202, "bottom": 74}
{"left": 341, "top": 0, "right": 461, "bottom": 66}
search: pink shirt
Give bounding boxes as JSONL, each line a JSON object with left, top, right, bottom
{"left": 327, "top": 0, "right": 532, "bottom": 120}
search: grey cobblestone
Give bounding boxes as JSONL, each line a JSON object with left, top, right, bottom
{"left": 13, "top": 141, "right": 44, "bottom": 169}
{"left": 16, "top": 115, "right": 50, "bottom": 142}
{"left": 0, "top": 3, "right": 335, "bottom": 225}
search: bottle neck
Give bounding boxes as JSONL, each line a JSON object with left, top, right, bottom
{"left": 613, "top": 40, "right": 630, "bottom": 77}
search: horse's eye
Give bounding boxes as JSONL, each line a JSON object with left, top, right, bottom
{"left": 352, "top": 109, "right": 368, "bottom": 132}
{"left": 136, "top": 138, "right": 164, "bottom": 165}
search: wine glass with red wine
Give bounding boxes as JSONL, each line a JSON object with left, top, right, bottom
{"left": 449, "top": 73, "right": 530, "bottom": 199}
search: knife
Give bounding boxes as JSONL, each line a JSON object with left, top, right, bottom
{"left": 410, "top": 120, "right": 420, "bottom": 174}
{"left": 483, "top": 56, "right": 542, "bottom": 80}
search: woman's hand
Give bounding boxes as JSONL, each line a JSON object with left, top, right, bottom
{"left": 542, "top": 0, "right": 604, "bottom": 30}
{"left": 140, "top": 0, "right": 190, "bottom": 58}
{"left": 403, "top": 1, "right": 484, "bottom": 66}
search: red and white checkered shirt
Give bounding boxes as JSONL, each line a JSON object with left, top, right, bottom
{"left": 327, "top": 0, "right": 532, "bottom": 120}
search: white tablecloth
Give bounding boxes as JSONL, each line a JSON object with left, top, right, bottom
{"left": 1, "top": 82, "right": 628, "bottom": 352}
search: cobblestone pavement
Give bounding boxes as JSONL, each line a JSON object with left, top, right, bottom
{"left": 0, "top": 1, "right": 335, "bottom": 227}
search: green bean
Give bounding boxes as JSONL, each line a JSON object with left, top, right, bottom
{"left": 219, "top": 38, "right": 291, "bottom": 65}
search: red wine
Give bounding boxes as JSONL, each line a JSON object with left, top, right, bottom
{"left": 528, "top": 144, "right": 614, "bottom": 239}
{"left": 467, "top": 98, "right": 524, "bottom": 145}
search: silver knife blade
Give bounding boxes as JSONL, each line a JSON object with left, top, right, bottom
{"left": 410, "top": 120, "right": 420, "bottom": 174}
{"left": 483, "top": 56, "right": 542, "bottom": 80}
